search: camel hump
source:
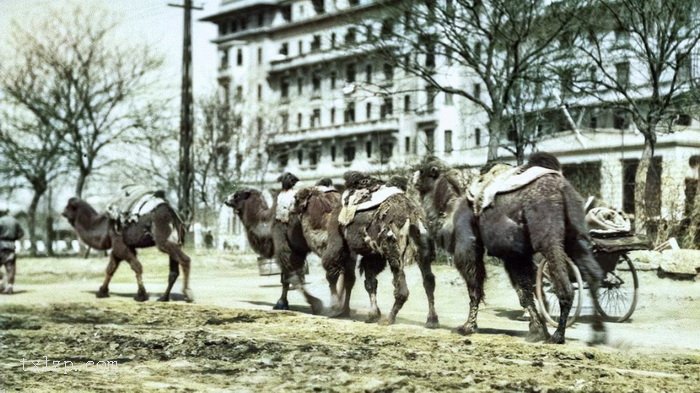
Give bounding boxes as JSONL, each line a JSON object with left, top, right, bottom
{"left": 526, "top": 152, "right": 561, "bottom": 171}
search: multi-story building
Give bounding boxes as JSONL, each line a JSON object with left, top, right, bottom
{"left": 203, "top": 0, "right": 700, "bottom": 251}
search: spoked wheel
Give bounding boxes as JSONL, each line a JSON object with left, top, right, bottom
{"left": 594, "top": 254, "right": 639, "bottom": 322}
{"left": 535, "top": 259, "right": 583, "bottom": 328}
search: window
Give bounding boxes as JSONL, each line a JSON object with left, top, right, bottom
{"left": 426, "top": 86, "right": 436, "bottom": 111}
{"left": 257, "top": 84, "right": 262, "bottom": 101}
{"left": 366, "top": 140, "right": 372, "bottom": 158}
{"left": 589, "top": 66, "right": 599, "bottom": 89}
{"left": 405, "top": 136, "right": 411, "bottom": 154}
{"left": 473, "top": 83, "right": 481, "bottom": 100}
{"left": 311, "top": 109, "right": 320, "bottom": 128}
{"left": 380, "top": 140, "right": 393, "bottom": 163}
{"left": 297, "top": 77, "right": 303, "bottom": 94}
{"left": 381, "top": 96, "right": 393, "bottom": 119}
{"left": 309, "top": 148, "right": 320, "bottom": 169}
{"left": 343, "top": 143, "right": 356, "bottom": 164}
{"left": 560, "top": 69, "right": 573, "bottom": 96}
{"left": 298, "top": 40, "right": 303, "bottom": 55}
{"left": 404, "top": 11, "right": 412, "bottom": 30}
{"left": 404, "top": 95, "right": 411, "bottom": 112}
{"left": 345, "top": 28, "right": 357, "bottom": 44}
{"left": 218, "top": 23, "right": 227, "bottom": 36}
{"left": 278, "top": 153, "right": 288, "bottom": 169}
{"left": 256, "top": 117, "right": 263, "bottom": 133}
{"left": 349, "top": 0, "right": 359, "bottom": 6}
{"left": 613, "top": 110, "right": 627, "bottom": 130}
{"left": 383, "top": 63, "right": 394, "bottom": 80}
{"left": 281, "top": 113, "right": 289, "bottom": 131}
{"left": 331, "top": 71, "right": 337, "bottom": 89}
{"left": 346, "top": 63, "right": 356, "bottom": 83}
{"left": 475, "top": 128, "right": 481, "bottom": 146}
{"left": 240, "top": 18, "right": 247, "bottom": 30}
{"left": 589, "top": 115, "right": 598, "bottom": 129}
{"left": 257, "top": 47, "right": 263, "bottom": 64}
{"left": 282, "top": 5, "right": 291, "bottom": 22}
{"left": 344, "top": 102, "right": 355, "bottom": 123}
{"left": 281, "top": 78, "right": 289, "bottom": 98}
{"left": 280, "top": 42, "right": 289, "bottom": 56}
{"left": 445, "top": 92, "right": 453, "bottom": 105}
{"left": 297, "top": 150, "right": 303, "bottom": 165}
{"left": 365, "top": 25, "right": 373, "bottom": 42}
{"left": 312, "top": 72, "right": 321, "bottom": 92}
{"left": 562, "top": 162, "right": 602, "bottom": 199}
{"left": 474, "top": 42, "right": 482, "bottom": 60}
{"left": 311, "top": 35, "right": 321, "bottom": 52}
{"left": 311, "top": 0, "right": 324, "bottom": 13}
{"left": 236, "top": 48, "right": 243, "bottom": 66}
{"left": 614, "top": 28, "right": 629, "bottom": 45}
{"left": 622, "top": 158, "right": 661, "bottom": 215}
{"left": 230, "top": 20, "right": 238, "bottom": 32}
{"left": 445, "top": 44, "right": 453, "bottom": 65}
{"left": 679, "top": 54, "right": 692, "bottom": 82}
{"left": 297, "top": 113, "right": 302, "bottom": 128}
{"left": 616, "top": 62, "right": 630, "bottom": 89}
{"left": 381, "top": 19, "right": 393, "bottom": 38}
{"left": 331, "top": 33, "right": 336, "bottom": 48}
{"left": 444, "top": 130, "right": 453, "bottom": 153}
{"left": 331, "top": 145, "right": 336, "bottom": 161}
{"left": 235, "top": 86, "right": 243, "bottom": 100}
{"left": 366, "top": 103, "right": 372, "bottom": 119}
{"left": 425, "top": 44, "right": 436, "bottom": 68}
{"left": 219, "top": 48, "right": 229, "bottom": 69}
{"left": 425, "top": 128, "right": 435, "bottom": 154}
{"left": 365, "top": 64, "right": 372, "bottom": 83}
{"left": 330, "top": 108, "right": 336, "bottom": 124}
{"left": 258, "top": 12, "right": 264, "bottom": 26}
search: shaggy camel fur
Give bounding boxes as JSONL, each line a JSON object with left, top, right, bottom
{"left": 62, "top": 197, "right": 192, "bottom": 302}
{"left": 414, "top": 152, "right": 606, "bottom": 344}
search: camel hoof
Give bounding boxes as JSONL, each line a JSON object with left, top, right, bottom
{"left": 545, "top": 331, "right": 565, "bottom": 344}
{"left": 453, "top": 324, "right": 477, "bottom": 336}
{"left": 379, "top": 317, "right": 396, "bottom": 326}
{"left": 309, "top": 298, "right": 324, "bottom": 315}
{"left": 2, "top": 287, "right": 13, "bottom": 295}
{"left": 587, "top": 330, "right": 607, "bottom": 347}
{"left": 365, "top": 311, "right": 381, "bottom": 324}
{"left": 328, "top": 307, "right": 351, "bottom": 318}
{"left": 184, "top": 289, "right": 194, "bottom": 303}
{"left": 96, "top": 289, "right": 110, "bottom": 299}
{"left": 273, "top": 300, "right": 289, "bottom": 310}
{"left": 425, "top": 316, "right": 440, "bottom": 329}
{"left": 157, "top": 295, "right": 170, "bottom": 302}
{"left": 134, "top": 292, "right": 149, "bottom": 302}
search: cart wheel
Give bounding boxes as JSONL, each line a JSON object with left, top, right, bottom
{"left": 535, "top": 259, "right": 583, "bottom": 328}
{"left": 594, "top": 254, "right": 638, "bottom": 322}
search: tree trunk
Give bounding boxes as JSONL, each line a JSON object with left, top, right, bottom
{"left": 633, "top": 136, "right": 655, "bottom": 236}
{"left": 75, "top": 169, "right": 88, "bottom": 197}
{"left": 487, "top": 116, "right": 503, "bottom": 163}
{"left": 27, "top": 190, "right": 44, "bottom": 257}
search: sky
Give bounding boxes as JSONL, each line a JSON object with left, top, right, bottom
{"left": 0, "top": 0, "right": 221, "bottom": 99}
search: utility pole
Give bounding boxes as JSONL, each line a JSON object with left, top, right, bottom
{"left": 169, "top": 0, "right": 203, "bottom": 228}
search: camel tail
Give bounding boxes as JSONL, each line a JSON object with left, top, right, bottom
{"left": 561, "top": 180, "right": 589, "bottom": 241}
{"left": 167, "top": 204, "right": 187, "bottom": 246}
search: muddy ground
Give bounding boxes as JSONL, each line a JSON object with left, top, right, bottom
{"left": 1, "top": 250, "right": 699, "bottom": 392}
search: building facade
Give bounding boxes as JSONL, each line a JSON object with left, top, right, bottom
{"left": 203, "top": 0, "right": 700, "bottom": 250}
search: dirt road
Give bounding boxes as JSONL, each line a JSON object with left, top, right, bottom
{"left": 1, "top": 250, "right": 699, "bottom": 392}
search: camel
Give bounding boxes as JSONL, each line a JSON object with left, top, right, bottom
{"left": 312, "top": 171, "right": 439, "bottom": 328}
{"left": 62, "top": 197, "right": 192, "bottom": 302}
{"left": 224, "top": 186, "right": 327, "bottom": 314}
{"left": 413, "top": 152, "right": 606, "bottom": 344}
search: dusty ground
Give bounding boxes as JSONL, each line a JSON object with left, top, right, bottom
{"left": 1, "top": 249, "right": 699, "bottom": 392}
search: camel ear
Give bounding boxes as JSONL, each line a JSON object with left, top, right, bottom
{"left": 429, "top": 166, "right": 440, "bottom": 178}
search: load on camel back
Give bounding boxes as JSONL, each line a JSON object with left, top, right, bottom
{"left": 106, "top": 185, "right": 182, "bottom": 243}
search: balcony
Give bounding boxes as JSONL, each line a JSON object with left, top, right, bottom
{"left": 269, "top": 42, "right": 390, "bottom": 74}
{"left": 269, "top": 117, "right": 399, "bottom": 145}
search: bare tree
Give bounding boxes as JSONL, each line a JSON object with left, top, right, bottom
{"left": 370, "top": 0, "right": 582, "bottom": 163}
{"left": 0, "top": 120, "right": 67, "bottom": 256}
{"left": 573, "top": 0, "right": 700, "bottom": 232}
{"left": 0, "top": 4, "right": 164, "bottom": 197}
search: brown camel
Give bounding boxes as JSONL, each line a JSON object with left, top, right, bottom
{"left": 224, "top": 187, "right": 324, "bottom": 314}
{"left": 62, "top": 197, "right": 192, "bottom": 302}
{"left": 314, "top": 172, "right": 439, "bottom": 328}
{"left": 413, "top": 152, "right": 606, "bottom": 344}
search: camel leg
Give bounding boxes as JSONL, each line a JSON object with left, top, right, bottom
{"left": 321, "top": 230, "right": 348, "bottom": 317}
{"left": 417, "top": 233, "right": 439, "bottom": 328}
{"left": 158, "top": 257, "right": 178, "bottom": 302}
{"left": 288, "top": 251, "right": 323, "bottom": 315}
{"left": 385, "top": 264, "right": 409, "bottom": 325}
{"left": 569, "top": 238, "right": 607, "bottom": 345}
{"left": 504, "top": 257, "right": 551, "bottom": 342}
{"left": 453, "top": 234, "right": 485, "bottom": 335}
{"left": 360, "top": 255, "right": 383, "bottom": 323}
{"left": 338, "top": 252, "right": 356, "bottom": 318}
{"left": 124, "top": 249, "right": 148, "bottom": 302}
{"left": 537, "top": 247, "right": 574, "bottom": 344}
{"left": 97, "top": 251, "right": 123, "bottom": 298}
{"left": 274, "top": 271, "right": 291, "bottom": 310}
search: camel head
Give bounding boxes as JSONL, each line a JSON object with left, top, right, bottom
{"left": 413, "top": 159, "right": 444, "bottom": 196}
{"left": 225, "top": 188, "right": 261, "bottom": 215}
{"left": 62, "top": 197, "right": 89, "bottom": 226}
{"left": 277, "top": 172, "right": 299, "bottom": 191}
{"left": 292, "top": 188, "right": 314, "bottom": 214}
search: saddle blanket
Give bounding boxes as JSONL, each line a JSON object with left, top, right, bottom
{"left": 276, "top": 189, "right": 298, "bottom": 223}
{"left": 468, "top": 165, "right": 561, "bottom": 215}
{"left": 338, "top": 185, "right": 403, "bottom": 226}
{"left": 106, "top": 185, "right": 167, "bottom": 226}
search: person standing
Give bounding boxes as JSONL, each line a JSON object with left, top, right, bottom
{"left": 0, "top": 209, "right": 24, "bottom": 294}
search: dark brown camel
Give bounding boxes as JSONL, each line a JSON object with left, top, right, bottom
{"left": 224, "top": 188, "right": 324, "bottom": 314}
{"left": 62, "top": 197, "right": 192, "bottom": 302}
{"left": 413, "top": 152, "right": 606, "bottom": 344}
{"left": 293, "top": 186, "right": 356, "bottom": 316}
{"left": 314, "top": 172, "right": 439, "bottom": 328}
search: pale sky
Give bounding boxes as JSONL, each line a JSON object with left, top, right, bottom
{"left": 0, "top": 0, "right": 221, "bottom": 99}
